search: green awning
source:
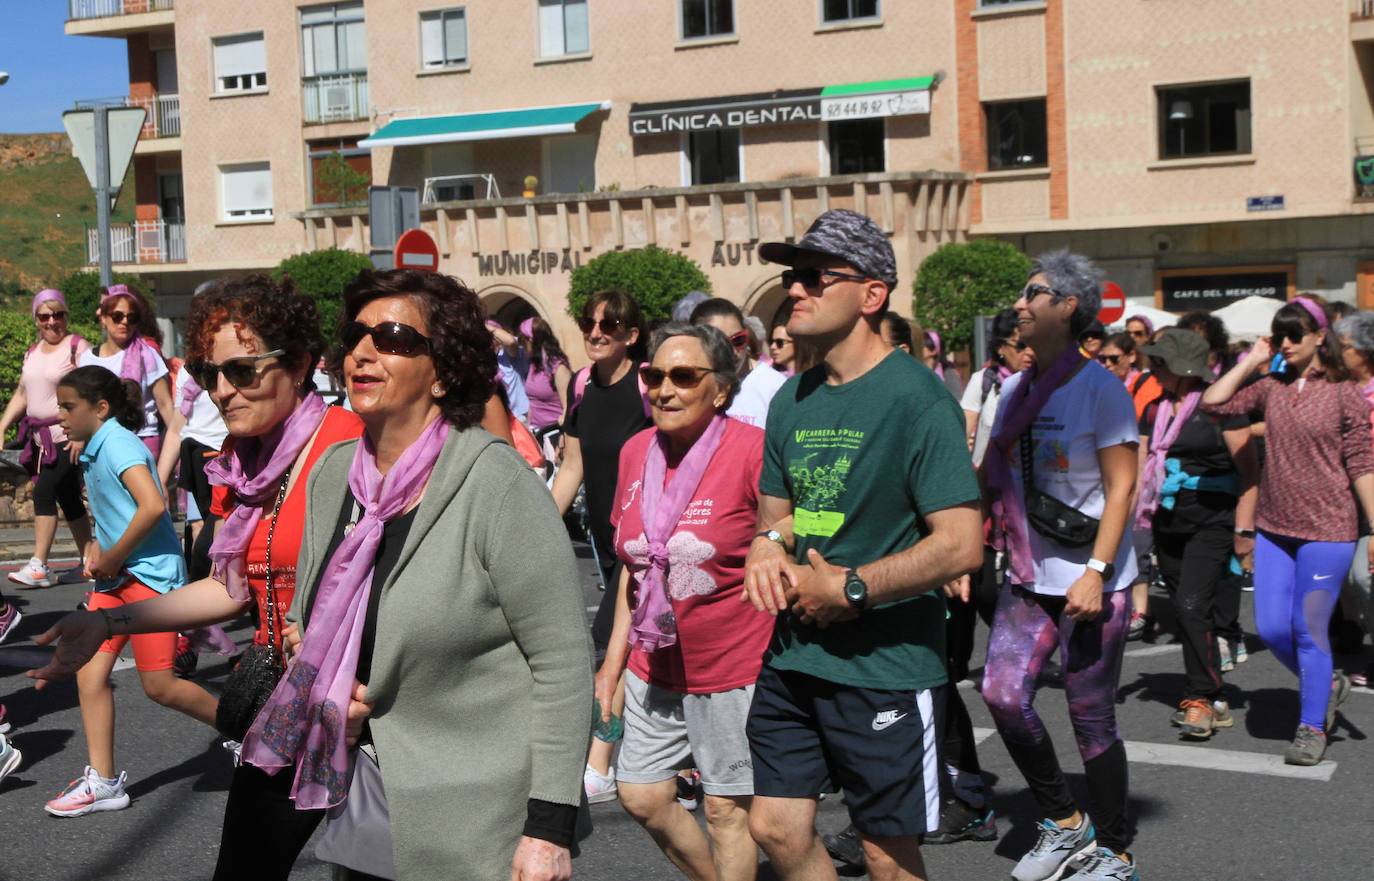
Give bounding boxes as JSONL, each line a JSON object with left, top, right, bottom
{"left": 821, "top": 76, "right": 935, "bottom": 98}
{"left": 360, "top": 100, "right": 610, "bottom": 149}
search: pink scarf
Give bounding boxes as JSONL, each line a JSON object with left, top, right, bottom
{"left": 204, "top": 393, "right": 329, "bottom": 602}
{"left": 1134, "top": 389, "right": 1202, "bottom": 530}
{"left": 179, "top": 373, "right": 204, "bottom": 418}
{"left": 242, "top": 415, "right": 450, "bottom": 809}
{"left": 629, "top": 414, "right": 728, "bottom": 652}
{"left": 985, "top": 346, "right": 1086, "bottom": 585}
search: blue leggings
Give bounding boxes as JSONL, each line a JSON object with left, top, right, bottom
{"left": 1253, "top": 531, "right": 1354, "bottom": 730}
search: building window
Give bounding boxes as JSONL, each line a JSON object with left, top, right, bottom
{"left": 308, "top": 138, "right": 372, "bottom": 206}
{"left": 301, "top": 2, "right": 367, "bottom": 77}
{"left": 212, "top": 33, "right": 266, "bottom": 93}
{"left": 220, "top": 162, "right": 273, "bottom": 221}
{"left": 420, "top": 8, "right": 467, "bottom": 69}
{"left": 542, "top": 135, "right": 597, "bottom": 194}
{"left": 1157, "top": 81, "right": 1251, "bottom": 158}
{"left": 976, "top": 0, "right": 1038, "bottom": 7}
{"left": 681, "top": 0, "right": 733, "bottom": 40}
{"left": 688, "top": 129, "right": 740, "bottom": 185}
{"left": 984, "top": 98, "right": 1047, "bottom": 169}
{"left": 538, "top": 0, "right": 589, "bottom": 57}
{"left": 821, "top": 0, "right": 878, "bottom": 23}
{"left": 829, "top": 119, "right": 884, "bottom": 174}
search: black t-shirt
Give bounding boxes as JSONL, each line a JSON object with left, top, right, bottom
{"left": 1139, "top": 401, "right": 1247, "bottom": 532}
{"left": 564, "top": 364, "right": 652, "bottom": 561}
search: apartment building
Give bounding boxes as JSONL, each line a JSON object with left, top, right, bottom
{"left": 66, "top": 0, "right": 1374, "bottom": 355}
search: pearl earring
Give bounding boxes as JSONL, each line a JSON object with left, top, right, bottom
{"left": 432, "top": 383, "right": 445, "bottom": 397}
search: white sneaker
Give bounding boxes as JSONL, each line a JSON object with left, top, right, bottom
{"left": 0, "top": 735, "right": 20, "bottom": 785}
{"left": 44, "top": 765, "right": 130, "bottom": 817}
{"left": 584, "top": 763, "right": 617, "bottom": 804}
{"left": 8, "top": 558, "right": 53, "bottom": 588}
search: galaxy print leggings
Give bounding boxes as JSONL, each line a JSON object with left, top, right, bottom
{"left": 1253, "top": 530, "right": 1354, "bottom": 732}
{"left": 983, "top": 583, "right": 1132, "bottom": 854}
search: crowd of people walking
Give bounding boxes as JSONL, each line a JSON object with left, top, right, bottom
{"left": 0, "top": 205, "right": 1370, "bottom": 881}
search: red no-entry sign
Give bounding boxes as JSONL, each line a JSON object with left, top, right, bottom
{"left": 1097, "top": 281, "right": 1125, "bottom": 325}
{"left": 394, "top": 228, "right": 440, "bottom": 273}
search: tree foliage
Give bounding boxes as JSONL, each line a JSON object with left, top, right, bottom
{"left": 54, "top": 270, "right": 153, "bottom": 328}
{"left": 270, "top": 248, "right": 374, "bottom": 345}
{"left": 315, "top": 151, "right": 371, "bottom": 205}
{"left": 911, "top": 240, "right": 1032, "bottom": 354}
{"left": 566, "top": 246, "right": 711, "bottom": 324}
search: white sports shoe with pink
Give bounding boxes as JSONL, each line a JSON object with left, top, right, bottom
{"left": 44, "top": 766, "right": 130, "bottom": 817}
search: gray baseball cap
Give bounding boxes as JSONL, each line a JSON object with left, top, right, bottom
{"left": 759, "top": 209, "right": 897, "bottom": 290}
{"left": 1139, "top": 327, "right": 1214, "bottom": 383}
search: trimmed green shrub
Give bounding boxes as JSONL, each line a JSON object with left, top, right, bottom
{"left": 271, "top": 248, "right": 374, "bottom": 345}
{"left": 912, "top": 240, "right": 1032, "bottom": 355}
{"left": 54, "top": 270, "right": 154, "bottom": 328}
{"left": 567, "top": 246, "right": 711, "bottom": 323}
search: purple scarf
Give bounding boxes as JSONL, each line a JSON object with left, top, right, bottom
{"left": 1134, "top": 389, "right": 1202, "bottom": 530}
{"left": 178, "top": 373, "right": 204, "bottom": 418}
{"left": 985, "top": 346, "right": 1086, "bottom": 585}
{"left": 241, "top": 415, "right": 450, "bottom": 809}
{"left": 204, "top": 393, "right": 329, "bottom": 602}
{"left": 630, "top": 414, "right": 728, "bottom": 652}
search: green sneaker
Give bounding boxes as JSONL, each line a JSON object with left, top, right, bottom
{"left": 1283, "top": 725, "right": 1326, "bottom": 766}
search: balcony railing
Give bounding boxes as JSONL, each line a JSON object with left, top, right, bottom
{"left": 1356, "top": 0, "right": 1374, "bottom": 19}
{"left": 422, "top": 174, "right": 501, "bottom": 203}
{"left": 87, "top": 220, "right": 186, "bottom": 265}
{"left": 302, "top": 72, "right": 369, "bottom": 124}
{"left": 74, "top": 93, "right": 180, "bottom": 139}
{"left": 68, "top": 0, "right": 172, "bottom": 21}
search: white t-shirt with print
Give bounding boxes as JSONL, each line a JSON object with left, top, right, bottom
{"left": 78, "top": 344, "right": 168, "bottom": 437}
{"left": 727, "top": 361, "right": 786, "bottom": 428}
{"left": 960, "top": 366, "right": 1006, "bottom": 468}
{"left": 992, "top": 361, "right": 1139, "bottom": 596}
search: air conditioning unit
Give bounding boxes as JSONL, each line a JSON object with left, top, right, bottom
{"left": 324, "top": 85, "right": 351, "bottom": 118}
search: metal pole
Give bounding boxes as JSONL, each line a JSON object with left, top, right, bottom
{"left": 94, "top": 104, "right": 113, "bottom": 289}
{"left": 972, "top": 314, "right": 989, "bottom": 371}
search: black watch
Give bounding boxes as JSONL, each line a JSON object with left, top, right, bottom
{"left": 843, "top": 567, "right": 868, "bottom": 610}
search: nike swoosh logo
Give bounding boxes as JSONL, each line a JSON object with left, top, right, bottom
{"left": 872, "top": 712, "right": 908, "bottom": 731}
{"left": 1313, "top": 574, "right": 1335, "bottom": 581}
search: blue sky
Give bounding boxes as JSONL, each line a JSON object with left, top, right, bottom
{"left": 0, "top": 3, "right": 129, "bottom": 133}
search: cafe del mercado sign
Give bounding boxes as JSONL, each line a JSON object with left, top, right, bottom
{"left": 629, "top": 75, "right": 936, "bottom": 136}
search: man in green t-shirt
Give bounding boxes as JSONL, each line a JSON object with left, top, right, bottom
{"left": 744, "top": 209, "right": 983, "bottom": 881}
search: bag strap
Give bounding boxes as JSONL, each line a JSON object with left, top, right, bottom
{"left": 262, "top": 466, "right": 294, "bottom": 656}
{"left": 1019, "top": 431, "right": 1034, "bottom": 494}
{"left": 572, "top": 364, "right": 651, "bottom": 420}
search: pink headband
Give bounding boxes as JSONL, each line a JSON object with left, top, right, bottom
{"left": 32, "top": 289, "right": 66, "bottom": 317}
{"left": 1292, "top": 297, "right": 1328, "bottom": 331}
{"left": 519, "top": 317, "right": 534, "bottom": 339}
{"left": 1126, "top": 315, "right": 1154, "bottom": 335}
{"left": 101, "top": 284, "right": 132, "bottom": 306}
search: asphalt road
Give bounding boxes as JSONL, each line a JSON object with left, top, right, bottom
{"left": 1, "top": 542, "right": 1371, "bottom": 881}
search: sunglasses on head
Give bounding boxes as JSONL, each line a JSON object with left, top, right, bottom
{"left": 780, "top": 267, "right": 868, "bottom": 290}
{"left": 578, "top": 316, "right": 623, "bottom": 336}
{"left": 341, "top": 321, "right": 430, "bottom": 356}
{"left": 105, "top": 309, "right": 137, "bottom": 325}
{"left": 769, "top": 337, "right": 791, "bottom": 348}
{"left": 37, "top": 311, "right": 68, "bottom": 323}
{"left": 186, "top": 349, "right": 286, "bottom": 390}
{"left": 1096, "top": 353, "right": 1121, "bottom": 365}
{"left": 639, "top": 365, "right": 713, "bottom": 390}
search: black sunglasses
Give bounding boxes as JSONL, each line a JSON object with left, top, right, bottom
{"left": 769, "top": 337, "right": 791, "bottom": 347}
{"left": 37, "top": 311, "right": 68, "bottom": 323}
{"left": 341, "top": 321, "right": 430, "bottom": 356}
{"left": 1001, "top": 339, "right": 1029, "bottom": 351}
{"left": 780, "top": 267, "right": 868, "bottom": 290}
{"left": 578, "top": 316, "right": 623, "bottom": 336}
{"left": 105, "top": 309, "right": 138, "bottom": 325}
{"left": 186, "top": 349, "right": 286, "bottom": 390}
{"left": 1274, "top": 327, "right": 1310, "bottom": 346}
{"left": 1020, "top": 283, "right": 1062, "bottom": 302}
{"left": 1096, "top": 353, "right": 1121, "bottom": 365}
{"left": 639, "top": 365, "right": 714, "bottom": 390}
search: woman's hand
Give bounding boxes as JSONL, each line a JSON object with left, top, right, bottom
{"left": 510, "top": 836, "right": 572, "bottom": 881}
{"left": 592, "top": 665, "right": 617, "bottom": 724}
{"left": 68, "top": 441, "right": 85, "bottom": 464}
{"left": 742, "top": 538, "right": 799, "bottom": 615}
{"left": 282, "top": 622, "right": 301, "bottom": 660}
{"left": 1233, "top": 533, "right": 1255, "bottom": 560}
{"left": 1242, "top": 336, "right": 1272, "bottom": 370}
{"left": 87, "top": 548, "right": 126, "bottom": 581}
{"left": 344, "top": 679, "right": 375, "bottom": 748}
{"left": 26, "top": 610, "right": 109, "bottom": 687}
{"left": 1064, "top": 571, "right": 1104, "bottom": 623}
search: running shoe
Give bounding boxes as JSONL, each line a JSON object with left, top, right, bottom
{"left": 44, "top": 765, "right": 130, "bottom": 817}
{"left": 0, "top": 603, "right": 21, "bottom": 645}
{"left": 1125, "top": 613, "right": 1147, "bottom": 642}
{"left": 583, "top": 764, "right": 617, "bottom": 805}
{"left": 1177, "top": 699, "right": 1215, "bottom": 739}
{"left": 0, "top": 734, "right": 20, "bottom": 786}
{"left": 675, "top": 770, "right": 700, "bottom": 811}
{"left": 173, "top": 634, "right": 198, "bottom": 679}
{"left": 1326, "top": 672, "right": 1351, "bottom": 733}
{"left": 1211, "top": 700, "right": 1234, "bottom": 729}
{"left": 1350, "top": 663, "right": 1373, "bottom": 689}
{"left": 1232, "top": 639, "right": 1248, "bottom": 665}
{"left": 0, "top": 703, "right": 10, "bottom": 734}
{"left": 1217, "top": 640, "right": 1234, "bottom": 673}
{"left": 821, "top": 824, "right": 865, "bottom": 873}
{"left": 1283, "top": 725, "right": 1326, "bottom": 766}
{"left": 7, "top": 557, "right": 53, "bottom": 588}
{"left": 57, "top": 566, "right": 90, "bottom": 585}
{"left": 1011, "top": 816, "right": 1097, "bottom": 881}
{"left": 925, "top": 798, "right": 998, "bottom": 845}
{"left": 1064, "top": 848, "right": 1138, "bottom": 881}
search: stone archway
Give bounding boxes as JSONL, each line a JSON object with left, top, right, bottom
{"left": 475, "top": 282, "right": 556, "bottom": 330}
{"left": 740, "top": 270, "right": 791, "bottom": 328}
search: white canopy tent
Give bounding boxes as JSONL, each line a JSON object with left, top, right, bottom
{"left": 1106, "top": 305, "right": 1178, "bottom": 334}
{"left": 1210, "top": 296, "right": 1286, "bottom": 343}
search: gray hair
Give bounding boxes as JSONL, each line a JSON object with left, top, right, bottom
{"left": 1029, "top": 249, "right": 1103, "bottom": 335}
{"left": 671, "top": 290, "right": 711, "bottom": 323}
{"left": 1336, "top": 312, "right": 1374, "bottom": 359}
{"left": 647, "top": 321, "right": 740, "bottom": 411}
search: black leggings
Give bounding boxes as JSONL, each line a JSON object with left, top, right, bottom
{"left": 942, "top": 547, "right": 1001, "bottom": 782}
{"left": 180, "top": 439, "right": 220, "bottom": 581}
{"left": 32, "top": 440, "right": 85, "bottom": 521}
{"left": 1154, "top": 524, "right": 1233, "bottom": 700}
{"left": 213, "top": 762, "right": 325, "bottom": 881}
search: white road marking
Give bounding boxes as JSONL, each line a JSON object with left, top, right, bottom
{"left": 1125, "top": 643, "right": 1182, "bottom": 658}
{"left": 972, "top": 726, "right": 1336, "bottom": 781}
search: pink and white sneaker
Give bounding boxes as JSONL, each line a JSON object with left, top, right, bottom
{"left": 8, "top": 557, "right": 53, "bottom": 588}
{"left": 0, "top": 604, "right": 21, "bottom": 646}
{"left": 44, "top": 766, "right": 130, "bottom": 817}
{"left": 0, "top": 703, "right": 11, "bottom": 735}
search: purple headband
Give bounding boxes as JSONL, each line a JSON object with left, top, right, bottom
{"left": 518, "top": 317, "right": 534, "bottom": 339}
{"left": 101, "top": 284, "right": 133, "bottom": 307}
{"left": 1125, "top": 314, "right": 1154, "bottom": 335}
{"left": 32, "top": 289, "right": 67, "bottom": 317}
{"left": 1291, "top": 297, "right": 1328, "bottom": 331}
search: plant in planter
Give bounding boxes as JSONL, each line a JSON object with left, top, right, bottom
{"left": 523, "top": 175, "right": 539, "bottom": 197}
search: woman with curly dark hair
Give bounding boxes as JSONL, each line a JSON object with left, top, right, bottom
{"left": 226, "top": 269, "right": 590, "bottom": 880}
{"left": 30, "top": 273, "right": 364, "bottom": 878}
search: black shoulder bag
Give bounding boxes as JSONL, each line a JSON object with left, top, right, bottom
{"left": 1019, "top": 431, "right": 1099, "bottom": 548}
{"left": 215, "top": 469, "right": 292, "bottom": 742}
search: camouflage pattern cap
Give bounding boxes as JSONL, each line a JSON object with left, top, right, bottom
{"left": 759, "top": 209, "right": 897, "bottom": 290}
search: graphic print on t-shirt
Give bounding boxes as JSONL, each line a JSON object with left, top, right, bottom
{"left": 788, "top": 430, "right": 864, "bottom": 538}
{"left": 623, "top": 532, "right": 718, "bottom": 599}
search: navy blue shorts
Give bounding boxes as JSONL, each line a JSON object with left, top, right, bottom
{"left": 746, "top": 665, "right": 946, "bottom": 838}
